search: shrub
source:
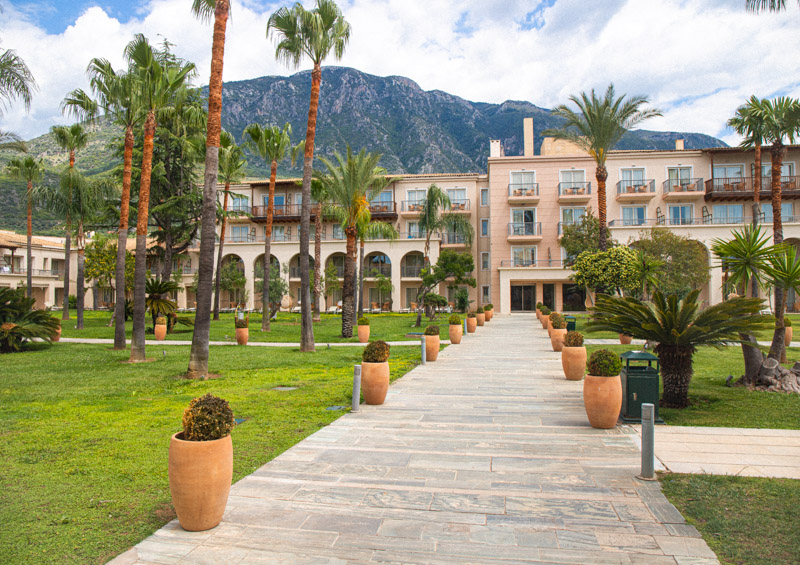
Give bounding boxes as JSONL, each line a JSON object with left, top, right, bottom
{"left": 536, "top": 302, "right": 543, "bottom": 309}
{"left": 484, "top": 303, "right": 493, "bottom": 310}
{"left": 424, "top": 325, "right": 440, "bottom": 336}
{"left": 454, "top": 287, "right": 471, "bottom": 313}
{"left": 0, "top": 288, "right": 60, "bottom": 353}
{"left": 155, "top": 316, "right": 167, "bottom": 326}
{"left": 784, "top": 318, "right": 793, "bottom": 328}
{"left": 587, "top": 349, "right": 622, "bottom": 377}
{"left": 68, "top": 294, "right": 77, "bottom": 309}
{"left": 448, "top": 314, "right": 461, "bottom": 325}
{"left": 235, "top": 315, "right": 249, "bottom": 329}
{"left": 363, "top": 340, "right": 390, "bottom": 363}
{"left": 563, "top": 331, "right": 584, "bottom": 347}
{"left": 549, "top": 311, "right": 561, "bottom": 323}
{"left": 181, "top": 394, "right": 235, "bottom": 441}
{"left": 476, "top": 306, "right": 484, "bottom": 314}
{"left": 540, "top": 305, "right": 551, "bottom": 316}
{"left": 52, "top": 317, "right": 61, "bottom": 328}
{"left": 357, "top": 317, "right": 369, "bottom": 326}
{"left": 551, "top": 313, "right": 566, "bottom": 329}
{"left": 467, "top": 311, "right": 476, "bottom": 318}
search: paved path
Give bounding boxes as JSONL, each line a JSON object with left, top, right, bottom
{"left": 111, "top": 314, "right": 717, "bottom": 565}
{"left": 57, "top": 338, "right": 443, "bottom": 347}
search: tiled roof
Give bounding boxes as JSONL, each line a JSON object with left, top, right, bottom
{"left": 0, "top": 230, "right": 65, "bottom": 249}
{"left": 241, "top": 172, "right": 485, "bottom": 186}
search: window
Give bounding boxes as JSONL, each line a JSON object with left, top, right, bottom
{"left": 294, "top": 192, "right": 303, "bottom": 206}
{"left": 621, "top": 206, "right": 646, "bottom": 226}
{"left": 620, "top": 168, "right": 645, "bottom": 191}
{"left": 480, "top": 188, "right": 489, "bottom": 206}
{"left": 761, "top": 202, "right": 794, "bottom": 223}
{"left": 560, "top": 169, "right": 585, "bottom": 188}
{"left": 668, "top": 204, "right": 693, "bottom": 225}
{"left": 760, "top": 162, "right": 795, "bottom": 177}
{"left": 713, "top": 164, "right": 744, "bottom": 179}
{"left": 712, "top": 204, "right": 744, "bottom": 224}
{"left": 231, "top": 225, "right": 249, "bottom": 242}
{"left": 511, "top": 246, "right": 536, "bottom": 267}
{"left": 510, "top": 171, "right": 536, "bottom": 188}
{"left": 372, "top": 189, "right": 393, "bottom": 203}
{"left": 481, "top": 219, "right": 489, "bottom": 237}
{"left": 405, "top": 287, "right": 419, "bottom": 308}
{"left": 265, "top": 193, "right": 286, "bottom": 208}
{"left": 482, "top": 286, "right": 490, "bottom": 303}
{"left": 481, "top": 252, "right": 490, "bottom": 270}
{"left": 408, "top": 221, "right": 423, "bottom": 238}
{"left": 231, "top": 194, "right": 249, "bottom": 212}
{"left": 407, "top": 188, "right": 426, "bottom": 202}
{"left": 447, "top": 187, "right": 466, "bottom": 201}
{"left": 667, "top": 167, "right": 692, "bottom": 186}
{"left": 332, "top": 224, "right": 343, "bottom": 240}
{"left": 271, "top": 225, "right": 286, "bottom": 242}
{"left": 561, "top": 207, "right": 586, "bottom": 226}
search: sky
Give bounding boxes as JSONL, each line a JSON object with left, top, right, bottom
{"left": 1, "top": 0, "right": 800, "bottom": 146}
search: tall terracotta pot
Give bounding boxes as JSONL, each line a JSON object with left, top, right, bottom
{"left": 619, "top": 334, "right": 632, "bottom": 345}
{"left": 52, "top": 326, "right": 61, "bottom": 342}
{"left": 485, "top": 309, "right": 493, "bottom": 321}
{"left": 550, "top": 328, "right": 567, "bottom": 352}
{"left": 154, "top": 324, "right": 167, "bottom": 341}
{"left": 476, "top": 312, "right": 485, "bottom": 326}
{"left": 562, "top": 346, "right": 586, "bottom": 381}
{"left": 169, "top": 432, "right": 233, "bottom": 531}
{"left": 535, "top": 309, "right": 541, "bottom": 320}
{"left": 425, "top": 334, "right": 440, "bottom": 361}
{"left": 786, "top": 326, "right": 793, "bottom": 346}
{"left": 466, "top": 317, "right": 477, "bottom": 333}
{"left": 583, "top": 375, "right": 622, "bottom": 429}
{"left": 358, "top": 325, "right": 370, "bottom": 343}
{"left": 361, "top": 361, "right": 390, "bottom": 405}
{"left": 449, "top": 324, "right": 462, "bottom": 344}
{"left": 540, "top": 316, "right": 548, "bottom": 330}
{"left": 235, "top": 327, "right": 248, "bottom": 345}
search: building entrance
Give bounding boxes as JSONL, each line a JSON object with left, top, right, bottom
{"left": 511, "top": 285, "right": 536, "bottom": 311}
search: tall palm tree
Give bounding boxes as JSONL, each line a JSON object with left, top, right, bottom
{"left": 125, "top": 35, "right": 196, "bottom": 363}
{"left": 188, "top": 0, "right": 230, "bottom": 378}
{"left": 267, "top": 0, "right": 351, "bottom": 352}
{"left": 728, "top": 95, "right": 768, "bottom": 231}
{"left": 213, "top": 130, "right": 247, "bottom": 320}
{"left": 5, "top": 156, "right": 43, "bottom": 298}
{"left": 242, "top": 122, "right": 303, "bottom": 331}
{"left": 315, "top": 147, "right": 388, "bottom": 338}
{"left": 417, "top": 184, "right": 474, "bottom": 262}
{"left": 762, "top": 245, "right": 800, "bottom": 363}
{"left": 542, "top": 84, "right": 661, "bottom": 250}
{"left": 310, "top": 177, "right": 327, "bottom": 322}
{"left": 51, "top": 123, "right": 89, "bottom": 321}
{"left": 0, "top": 47, "right": 37, "bottom": 150}
{"left": 63, "top": 59, "right": 144, "bottom": 349}
{"left": 356, "top": 219, "right": 398, "bottom": 320}
{"left": 746, "top": 1, "right": 798, "bottom": 12}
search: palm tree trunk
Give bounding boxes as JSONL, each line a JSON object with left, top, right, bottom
{"left": 262, "top": 160, "right": 277, "bottom": 332}
{"left": 342, "top": 228, "right": 356, "bottom": 338}
{"left": 188, "top": 0, "right": 229, "bottom": 378}
{"left": 62, "top": 217, "right": 71, "bottom": 320}
{"left": 213, "top": 184, "right": 229, "bottom": 320}
{"left": 657, "top": 345, "right": 693, "bottom": 408}
{"left": 26, "top": 182, "right": 32, "bottom": 299}
{"left": 313, "top": 202, "right": 322, "bottom": 322}
{"left": 76, "top": 243, "right": 85, "bottom": 330}
{"left": 130, "top": 111, "right": 157, "bottom": 362}
{"left": 114, "top": 125, "right": 134, "bottom": 349}
{"left": 161, "top": 230, "right": 173, "bottom": 282}
{"left": 596, "top": 165, "right": 608, "bottom": 251}
{"left": 357, "top": 239, "right": 365, "bottom": 318}
{"left": 770, "top": 143, "right": 787, "bottom": 362}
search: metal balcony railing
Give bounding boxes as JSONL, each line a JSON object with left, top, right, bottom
{"left": 401, "top": 265, "right": 423, "bottom": 277}
{"left": 558, "top": 221, "right": 582, "bottom": 234}
{"left": 508, "top": 183, "right": 539, "bottom": 197}
{"left": 368, "top": 202, "right": 397, "bottom": 215}
{"left": 558, "top": 182, "right": 591, "bottom": 195}
{"left": 662, "top": 178, "right": 704, "bottom": 193}
{"left": 228, "top": 204, "right": 252, "bottom": 214}
{"left": 364, "top": 264, "right": 391, "bottom": 277}
{"left": 507, "top": 222, "right": 542, "bottom": 236}
{"left": 448, "top": 199, "right": 470, "bottom": 211}
{"left": 440, "top": 233, "right": 467, "bottom": 245}
{"left": 401, "top": 200, "right": 424, "bottom": 212}
{"left": 616, "top": 179, "right": 655, "bottom": 194}
{"left": 499, "top": 259, "right": 570, "bottom": 268}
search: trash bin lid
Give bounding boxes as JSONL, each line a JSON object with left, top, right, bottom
{"left": 619, "top": 350, "right": 657, "bottom": 361}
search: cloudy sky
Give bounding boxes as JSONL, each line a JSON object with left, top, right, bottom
{"left": 1, "top": 0, "right": 799, "bottom": 145}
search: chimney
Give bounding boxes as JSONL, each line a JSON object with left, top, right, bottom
{"left": 523, "top": 117, "right": 534, "bottom": 157}
{"left": 490, "top": 139, "right": 504, "bottom": 158}
{"left": 675, "top": 139, "right": 685, "bottom": 151}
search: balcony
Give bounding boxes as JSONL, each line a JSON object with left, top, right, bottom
{"left": 557, "top": 221, "right": 581, "bottom": 236}
{"left": 440, "top": 232, "right": 468, "bottom": 247}
{"left": 399, "top": 230, "right": 426, "bottom": 240}
{"left": 368, "top": 201, "right": 398, "bottom": 220}
{"left": 662, "top": 178, "right": 705, "bottom": 201}
{"left": 499, "top": 259, "right": 569, "bottom": 268}
{"left": 447, "top": 199, "right": 471, "bottom": 214}
{"left": 705, "top": 176, "right": 800, "bottom": 201}
{"left": 401, "top": 265, "right": 423, "bottom": 278}
{"left": 400, "top": 200, "right": 423, "bottom": 216}
{"left": 507, "top": 222, "right": 543, "bottom": 243}
{"left": 228, "top": 204, "right": 252, "bottom": 214}
{"left": 364, "top": 265, "right": 391, "bottom": 278}
{"left": 508, "top": 183, "right": 540, "bottom": 204}
{"left": 558, "top": 182, "right": 592, "bottom": 203}
{"left": 0, "top": 268, "right": 62, "bottom": 277}
{"left": 251, "top": 204, "right": 302, "bottom": 222}
{"left": 616, "top": 179, "right": 656, "bottom": 202}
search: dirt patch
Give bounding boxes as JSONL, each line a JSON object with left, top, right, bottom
{"left": 154, "top": 502, "right": 176, "bottom": 522}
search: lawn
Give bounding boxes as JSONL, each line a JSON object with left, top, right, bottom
{"left": 58, "top": 311, "right": 456, "bottom": 343}
{"left": 660, "top": 473, "right": 800, "bottom": 565}
{"left": 585, "top": 344, "right": 800, "bottom": 429}
{"left": 0, "top": 342, "right": 421, "bottom": 564}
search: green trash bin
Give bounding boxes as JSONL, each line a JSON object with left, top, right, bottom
{"left": 619, "top": 350, "right": 664, "bottom": 423}
{"left": 565, "top": 315, "right": 576, "bottom": 332}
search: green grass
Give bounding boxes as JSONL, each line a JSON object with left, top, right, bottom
{"left": 59, "top": 311, "right": 455, "bottom": 343}
{"left": 0, "top": 343, "right": 421, "bottom": 564}
{"left": 585, "top": 344, "right": 800, "bottom": 429}
{"left": 660, "top": 473, "right": 800, "bottom": 565}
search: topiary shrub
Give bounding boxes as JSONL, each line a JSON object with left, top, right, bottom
{"left": 536, "top": 302, "right": 543, "bottom": 309}
{"left": 156, "top": 316, "right": 167, "bottom": 326}
{"left": 784, "top": 318, "right": 792, "bottom": 327}
{"left": 563, "top": 330, "right": 584, "bottom": 347}
{"left": 476, "top": 306, "right": 484, "bottom": 314}
{"left": 549, "top": 311, "right": 561, "bottom": 323}
{"left": 363, "top": 340, "right": 390, "bottom": 363}
{"left": 467, "top": 311, "right": 476, "bottom": 318}
{"left": 235, "top": 315, "right": 249, "bottom": 329}
{"left": 587, "top": 349, "right": 622, "bottom": 377}
{"left": 551, "top": 313, "right": 566, "bottom": 329}
{"left": 424, "top": 325, "right": 440, "bottom": 336}
{"left": 484, "top": 303, "right": 493, "bottom": 310}
{"left": 357, "top": 317, "right": 369, "bottom": 326}
{"left": 181, "top": 394, "right": 235, "bottom": 441}
{"left": 448, "top": 314, "right": 461, "bottom": 325}
{"left": 540, "top": 305, "right": 551, "bottom": 316}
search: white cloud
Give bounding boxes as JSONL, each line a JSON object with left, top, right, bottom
{"left": 1, "top": 0, "right": 799, "bottom": 145}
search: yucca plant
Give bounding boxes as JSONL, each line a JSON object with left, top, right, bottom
{"left": 0, "top": 288, "right": 60, "bottom": 353}
{"left": 587, "top": 290, "right": 772, "bottom": 408}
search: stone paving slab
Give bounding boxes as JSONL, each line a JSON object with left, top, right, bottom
{"left": 110, "top": 314, "right": 718, "bottom": 564}
{"left": 58, "top": 337, "right": 442, "bottom": 347}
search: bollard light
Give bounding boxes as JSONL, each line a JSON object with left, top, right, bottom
{"left": 420, "top": 335, "right": 426, "bottom": 364}
{"left": 638, "top": 402, "right": 656, "bottom": 480}
{"left": 351, "top": 365, "right": 361, "bottom": 412}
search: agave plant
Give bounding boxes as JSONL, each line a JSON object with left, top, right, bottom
{"left": 145, "top": 278, "right": 179, "bottom": 329}
{"left": 587, "top": 290, "right": 771, "bottom": 408}
{"left": 0, "top": 288, "right": 60, "bottom": 353}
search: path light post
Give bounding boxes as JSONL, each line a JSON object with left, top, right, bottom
{"left": 420, "top": 335, "right": 426, "bottom": 364}
{"left": 463, "top": 319, "right": 468, "bottom": 337}
{"left": 638, "top": 403, "right": 656, "bottom": 480}
{"left": 351, "top": 365, "right": 361, "bottom": 412}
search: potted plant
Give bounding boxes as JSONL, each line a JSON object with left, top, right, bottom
{"left": 425, "top": 325, "right": 441, "bottom": 361}
{"left": 535, "top": 302, "right": 543, "bottom": 320}
{"left": 583, "top": 350, "right": 622, "bottom": 429}
{"left": 51, "top": 317, "right": 61, "bottom": 342}
{"left": 361, "top": 340, "right": 391, "bottom": 405}
{"left": 561, "top": 331, "right": 586, "bottom": 381}
{"left": 357, "top": 316, "right": 370, "bottom": 343}
{"left": 154, "top": 316, "right": 167, "bottom": 341}
{"left": 785, "top": 318, "right": 793, "bottom": 347}
{"left": 466, "top": 311, "right": 477, "bottom": 333}
{"left": 484, "top": 303, "right": 493, "bottom": 321}
{"left": 550, "top": 313, "right": 567, "bottom": 352}
{"left": 539, "top": 306, "right": 551, "bottom": 329}
{"left": 235, "top": 314, "right": 249, "bottom": 345}
{"left": 476, "top": 306, "right": 486, "bottom": 326}
{"left": 448, "top": 314, "right": 462, "bottom": 344}
{"left": 619, "top": 333, "right": 633, "bottom": 345}
{"left": 169, "top": 394, "right": 235, "bottom": 531}
{"left": 548, "top": 311, "right": 561, "bottom": 336}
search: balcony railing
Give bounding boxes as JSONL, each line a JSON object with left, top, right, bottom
{"left": 705, "top": 176, "right": 800, "bottom": 197}
{"left": 448, "top": 199, "right": 470, "bottom": 211}
{"left": 500, "top": 259, "right": 569, "bottom": 268}
{"left": 607, "top": 216, "right": 777, "bottom": 227}
{"left": 558, "top": 221, "right": 581, "bottom": 235}
{"left": 368, "top": 202, "right": 397, "bottom": 216}
{"left": 228, "top": 204, "right": 252, "bottom": 214}
{"left": 327, "top": 265, "right": 345, "bottom": 277}
{"left": 507, "top": 222, "right": 542, "bottom": 236}
{"left": 401, "top": 265, "right": 423, "bottom": 277}
{"left": 400, "top": 231, "right": 426, "bottom": 239}
{"left": 364, "top": 265, "right": 391, "bottom": 277}
{"left": 401, "top": 200, "right": 424, "bottom": 212}
{"left": 508, "top": 183, "right": 539, "bottom": 197}
{"left": 440, "top": 233, "right": 467, "bottom": 245}
{"left": 0, "top": 268, "right": 62, "bottom": 276}
{"left": 616, "top": 179, "right": 655, "bottom": 194}
{"left": 290, "top": 266, "right": 316, "bottom": 278}
{"left": 558, "top": 182, "right": 591, "bottom": 195}
{"left": 662, "top": 178, "right": 704, "bottom": 193}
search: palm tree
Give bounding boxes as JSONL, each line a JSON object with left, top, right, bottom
{"left": 588, "top": 290, "right": 771, "bottom": 408}
{"left": 213, "top": 131, "right": 247, "bottom": 320}
{"left": 0, "top": 47, "right": 37, "bottom": 150}
{"left": 51, "top": 123, "right": 89, "bottom": 321}
{"left": 188, "top": 0, "right": 231, "bottom": 378}
{"left": 310, "top": 177, "right": 327, "bottom": 322}
{"left": 5, "top": 157, "right": 43, "bottom": 299}
{"left": 746, "top": 1, "right": 798, "bottom": 12}
{"left": 632, "top": 249, "right": 663, "bottom": 301}
{"left": 356, "top": 219, "right": 398, "bottom": 321}
{"left": 63, "top": 59, "right": 144, "bottom": 349}
{"left": 728, "top": 95, "right": 768, "bottom": 231}
{"left": 315, "top": 147, "right": 388, "bottom": 338}
{"left": 242, "top": 122, "right": 303, "bottom": 331}
{"left": 762, "top": 246, "right": 800, "bottom": 362}
{"left": 542, "top": 84, "right": 661, "bottom": 250}
{"left": 267, "top": 0, "right": 351, "bottom": 352}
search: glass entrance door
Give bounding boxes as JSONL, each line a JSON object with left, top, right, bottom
{"left": 510, "top": 285, "right": 536, "bottom": 311}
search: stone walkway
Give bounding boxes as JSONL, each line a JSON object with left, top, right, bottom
{"left": 111, "top": 314, "right": 717, "bottom": 565}
{"left": 58, "top": 338, "right": 442, "bottom": 347}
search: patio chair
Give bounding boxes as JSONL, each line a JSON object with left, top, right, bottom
{"left": 326, "top": 305, "right": 338, "bottom": 314}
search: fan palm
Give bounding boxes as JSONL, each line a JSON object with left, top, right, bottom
{"left": 4, "top": 156, "right": 43, "bottom": 298}
{"left": 542, "top": 84, "right": 661, "bottom": 250}
{"left": 728, "top": 95, "right": 769, "bottom": 231}
{"left": 746, "top": 1, "right": 798, "bottom": 12}
{"left": 267, "top": 0, "right": 351, "bottom": 352}
{"left": 588, "top": 290, "right": 771, "bottom": 408}
{"left": 0, "top": 288, "right": 60, "bottom": 353}
{"left": 315, "top": 147, "right": 388, "bottom": 338}
{"left": 0, "top": 47, "right": 36, "bottom": 150}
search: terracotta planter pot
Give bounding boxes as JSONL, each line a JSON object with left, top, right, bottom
{"left": 476, "top": 313, "right": 485, "bottom": 326}
{"left": 169, "top": 432, "right": 233, "bottom": 531}
{"left": 786, "top": 326, "right": 793, "bottom": 346}
{"left": 425, "top": 335, "right": 440, "bottom": 361}
{"left": 361, "top": 361, "right": 390, "bottom": 405}
{"left": 52, "top": 326, "right": 61, "bottom": 342}
{"left": 550, "top": 328, "right": 567, "bottom": 352}
{"left": 583, "top": 375, "right": 622, "bottom": 429}
{"left": 466, "top": 317, "right": 477, "bottom": 333}
{"left": 154, "top": 324, "right": 167, "bottom": 341}
{"left": 535, "top": 309, "right": 542, "bottom": 320}
{"left": 541, "top": 316, "right": 548, "bottom": 330}
{"left": 562, "top": 346, "right": 587, "bottom": 381}
{"left": 449, "top": 324, "right": 462, "bottom": 344}
{"left": 485, "top": 309, "right": 493, "bottom": 321}
{"left": 357, "top": 325, "right": 370, "bottom": 343}
{"left": 619, "top": 334, "right": 632, "bottom": 345}
{"left": 235, "top": 327, "right": 248, "bottom": 345}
